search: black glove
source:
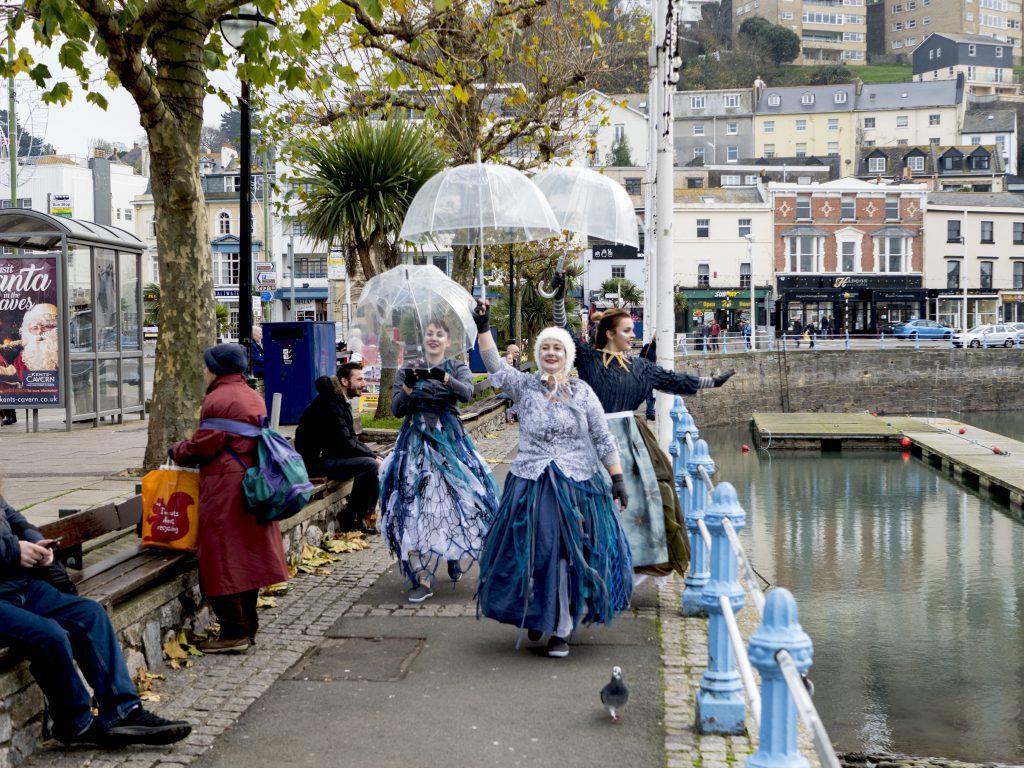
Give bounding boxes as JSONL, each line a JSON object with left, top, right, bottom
{"left": 713, "top": 368, "right": 736, "bottom": 387}
{"left": 423, "top": 367, "right": 447, "bottom": 382}
{"left": 610, "top": 473, "right": 628, "bottom": 510}
{"left": 473, "top": 300, "right": 491, "bottom": 333}
{"left": 402, "top": 367, "right": 421, "bottom": 388}
{"left": 551, "top": 272, "right": 566, "bottom": 301}
{"left": 167, "top": 447, "right": 175, "bottom": 463}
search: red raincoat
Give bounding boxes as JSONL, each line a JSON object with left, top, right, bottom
{"left": 171, "top": 373, "right": 288, "bottom": 598}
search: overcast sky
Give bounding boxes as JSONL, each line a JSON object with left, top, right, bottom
{"left": 14, "top": 27, "right": 235, "bottom": 158}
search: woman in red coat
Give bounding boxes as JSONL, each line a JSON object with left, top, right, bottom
{"left": 171, "top": 344, "right": 288, "bottom": 654}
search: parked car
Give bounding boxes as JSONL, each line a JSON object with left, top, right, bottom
{"left": 891, "top": 319, "right": 953, "bottom": 340}
{"left": 952, "top": 324, "right": 1021, "bottom": 348}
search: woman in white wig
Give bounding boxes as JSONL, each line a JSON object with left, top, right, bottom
{"left": 474, "top": 303, "right": 632, "bottom": 659}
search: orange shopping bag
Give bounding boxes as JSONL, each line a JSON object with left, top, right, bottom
{"left": 141, "top": 463, "right": 200, "bottom": 552}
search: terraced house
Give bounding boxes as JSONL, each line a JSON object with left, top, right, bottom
{"left": 734, "top": 0, "right": 868, "bottom": 63}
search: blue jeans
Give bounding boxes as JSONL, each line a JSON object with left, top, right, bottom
{"left": 0, "top": 580, "right": 140, "bottom": 735}
{"left": 645, "top": 392, "right": 655, "bottom": 419}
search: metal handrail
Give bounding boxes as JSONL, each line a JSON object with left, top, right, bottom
{"left": 721, "top": 594, "right": 762, "bottom": 727}
{"left": 777, "top": 650, "right": 843, "bottom": 768}
{"left": 723, "top": 517, "right": 766, "bottom": 617}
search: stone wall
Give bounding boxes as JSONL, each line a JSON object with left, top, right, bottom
{"left": 0, "top": 488, "right": 350, "bottom": 767}
{"left": 672, "top": 348, "right": 1024, "bottom": 427}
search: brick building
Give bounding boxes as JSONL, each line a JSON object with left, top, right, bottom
{"left": 769, "top": 178, "right": 929, "bottom": 334}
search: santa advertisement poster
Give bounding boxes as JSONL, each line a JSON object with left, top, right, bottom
{"left": 0, "top": 256, "right": 61, "bottom": 407}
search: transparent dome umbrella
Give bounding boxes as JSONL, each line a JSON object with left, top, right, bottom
{"left": 399, "top": 157, "right": 561, "bottom": 294}
{"left": 532, "top": 166, "right": 640, "bottom": 296}
{"left": 353, "top": 264, "right": 479, "bottom": 369}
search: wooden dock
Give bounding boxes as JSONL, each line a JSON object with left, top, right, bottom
{"left": 751, "top": 412, "right": 1024, "bottom": 512}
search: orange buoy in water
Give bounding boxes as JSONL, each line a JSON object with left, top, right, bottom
{"left": 900, "top": 437, "right": 911, "bottom": 448}
{"left": 958, "top": 427, "right": 967, "bottom": 435}
{"left": 993, "top": 446, "right": 1003, "bottom": 455}
{"left": 741, "top": 444, "right": 750, "bottom": 453}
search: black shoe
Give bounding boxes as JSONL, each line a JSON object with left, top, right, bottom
{"left": 56, "top": 718, "right": 111, "bottom": 747}
{"left": 646, "top": 414, "right": 656, "bottom": 422}
{"left": 1, "top": 416, "right": 15, "bottom": 426}
{"left": 106, "top": 707, "right": 192, "bottom": 746}
{"left": 447, "top": 559, "right": 463, "bottom": 583}
{"left": 527, "top": 629, "right": 543, "bottom": 642}
{"left": 546, "top": 636, "right": 570, "bottom": 658}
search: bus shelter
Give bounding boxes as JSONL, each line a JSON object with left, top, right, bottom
{"left": 0, "top": 209, "right": 146, "bottom": 431}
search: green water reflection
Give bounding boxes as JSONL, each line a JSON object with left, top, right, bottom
{"left": 698, "top": 412, "right": 1024, "bottom": 763}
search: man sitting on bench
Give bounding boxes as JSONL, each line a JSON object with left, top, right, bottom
{"left": 0, "top": 495, "right": 191, "bottom": 747}
{"left": 295, "top": 362, "right": 382, "bottom": 533}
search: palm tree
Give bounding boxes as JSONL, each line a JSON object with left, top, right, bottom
{"left": 143, "top": 283, "right": 161, "bottom": 325}
{"left": 295, "top": 119, "right": 445, "bottom": 419}
{"left": 600, "top": 277, "right": 644, "bottom": 309}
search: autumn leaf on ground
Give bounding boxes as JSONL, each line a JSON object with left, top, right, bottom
{"left": 256, "top": 595, "right": 277, "bottom": 609}
{"left": 483, "top": 432, "right": 500, "bottom": 438}
{"left": 163, "top": 640, "right": 188, "bottom": 663}
{"left": 262, "top": 582, "right": 289, "bottom": 596}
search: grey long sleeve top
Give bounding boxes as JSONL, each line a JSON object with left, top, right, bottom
{"left": 391, "top": 358, "right": 475, "bottom": 417}
{"left": 482, "top": 346, "right": 620, "bottom": 481}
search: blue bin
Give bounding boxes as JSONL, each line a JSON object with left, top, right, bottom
{"left": 262, "top": 321, "right": 336, "bottom": 424}
{"left": 467, "top": 326, "right": 498, "bottom": 373}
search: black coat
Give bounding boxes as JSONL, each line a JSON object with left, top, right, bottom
{"left": 295, "top": 376, "right": 377, "bottom": 474}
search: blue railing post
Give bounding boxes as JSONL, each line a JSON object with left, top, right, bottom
{"left": 913, "top": 333, "right": 920, "bottom": 351}
{"left": 696, "top": 482, "right": 747, "bottom": 734}
{"left": 844, "top": 331, "right": 850, "bottom": 351}
{"left": 767, "top": 334, "right": 774, "bottom": 352}
{"left": 682, "top": 334, "right": 689, "bottom": 356}
{"left": 681, "top": 437, "right": 714, "bottom": 617}
{"left": 722, "top": 335, "right": 729, "bottom": 353}
{"left": 669, "top": 395, "right": 693, "bottom": 503}
{"left": 781, "top": 334, "right": 787, "bottom": 352}
{"left": 880, "top": 332, "right": 885, "bottom": 350}
{"left": 747, "top": 588, "right": 814, "bottom": 768}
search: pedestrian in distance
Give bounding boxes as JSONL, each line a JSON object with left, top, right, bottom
{"left": 379, "top": 317, "right": 500, "bottom": 603}
{"left": 804, "top": 321, "right": 816, "bottom": 349}
{"left": 171, "top": 343, "right": 289, "bottom": 654}
{"left": 0, "top": 493, "right": 192, "bottom": 747}
{"left": 709, "top": 318, "right": 721, "bottom": 352}
{"left": 295, "top": 362, "right": 382, "bottom": 534}
{"left": 550, "top": 275, "right": 734, "bottom": 582}
{"left": 474, "top": 302, "right": 633, "bottom": 658}
{"left": 743, "top": 321, "right": 752, "bottom": 350}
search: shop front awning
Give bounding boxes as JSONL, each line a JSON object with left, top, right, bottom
{"left": 274, "top": 287, "right": 329, "bottom": 300}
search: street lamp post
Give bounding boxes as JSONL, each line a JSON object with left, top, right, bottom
{"left": 743, "top": 235, "right": 755, "bottom": 351}
{"left": 219, "top": 3, "right": 277, "bottom": 378}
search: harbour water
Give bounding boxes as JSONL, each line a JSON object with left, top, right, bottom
{"left": 698, "top": 411, "right": 1024, "bottom": 763}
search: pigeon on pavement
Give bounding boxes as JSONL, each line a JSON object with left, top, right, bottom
{"left": 600, "top": 666, "right": 629, "bottom": 722}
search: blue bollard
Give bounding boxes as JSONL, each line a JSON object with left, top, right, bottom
{"left": 696, "top": 482, "right": 748, "bottom": 734}
{"left": 722, "top": 335, "right": 729, "bottom": 353}
{"left": 781, "top": 334, "right": 787, "bottom": 352}
{"left": 844, "top": 331, "right": 850, "bottom": 351}
{"left": 767, "top": 335, "right": 774, "bottom": 352}
{"left": 669, "top": 396, "right": 694, "bottom": 502}
{"left": 880, "top": 332, "right": 885, "bottom": 350}
{"left": 681, "top": 438, "right": 714, "bottom": 617}
{"left": 682, "top": 335, "right": 689, "bottom": 356}
{"left": 747, "top": 588, "right": 814, "bottom": 768}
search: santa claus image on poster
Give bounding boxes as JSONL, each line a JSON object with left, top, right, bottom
{"left": 0, "top": 257, "right": 60, "bottom": 407}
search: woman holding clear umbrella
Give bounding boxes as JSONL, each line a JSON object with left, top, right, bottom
{"left": 473, "top": 302, "right": 632, "bottom": 658}
{"left": 379, "top": 316, "right": 500, "bottom": 603}
{"left": 550, "top": 277, "right": 734, "bottom": 582}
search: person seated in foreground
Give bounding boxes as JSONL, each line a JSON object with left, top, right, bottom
{"left": 0, "top": 495, "right": 191, "bottom": 747}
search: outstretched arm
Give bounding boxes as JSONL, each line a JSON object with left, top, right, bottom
{"left": 646, "top": 360, "right": 736, "bottom": 395}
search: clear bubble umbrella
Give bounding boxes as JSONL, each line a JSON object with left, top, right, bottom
{"left": 532, "top": 166, "right": 640, "bottom": 296}
{"left": 399, "top": 156, "right": 561, "bottom": 293}
{"left": 353, "top": 264, "right": 478, "bottom": 368}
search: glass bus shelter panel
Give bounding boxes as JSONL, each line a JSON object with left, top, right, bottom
{"left": 120, "top": 252, "right": 140, "bottom": 350}
{"left": 68, "top": 245, "right": 94, "bottom": 352}
{"left": 95, "top": 248, "right": 118, "bottom": 353}
{"left": 71, "top": 359, "right": 95, "bottom": 417}
{"left": 98, "top": 359, "right": 119, "bottom": 412}
{"left": 122, "top": 358, "right": 143, "bottom": 406}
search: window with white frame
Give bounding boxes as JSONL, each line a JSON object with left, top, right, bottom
{"left": 768, "top": 94, "right": 781, "bottom": 106}
{"left": 969, "top": 43, "right": 977, "bottom": 55}
{"left": 996, "top": 45, "right": 1004, "bottom": 56}
{"left": 969, "top": 135, "right": 981, "bottom": 145}
{"left": 611, "top": 265, "right": 626, "bottom": 279}
{"left": 897, "top": 139, "right": 909, "bottom": 145}
{"left": 801, "top": 93, "right": 815, "bottom": 105}
{"left": 727, "top": 145, "right": 739, "bottom": 162}
{"left": 876, "top": 236, "right": 907, "bottom": 272}
{"left": 947, "top": 260, "right": 960, "bottom": 289}
{"left": 614, "top": 124, "right": 625, "bottom": 142}
{"left": 795, "top": 143, "right": 807, "bottom": 157}
{"left": 722, "top": 175, "right": 742, "bottom": 185}
{"left": 1013, "top": 261, "right": 1023, "bottom": 289}
{"left": 864, "top": 117, "right": 876, "bottom": 128}
{"left": 691, "top": 95, "right": 706, "bottom": 109}
{"left": 693, "top": 124, "right": 705, "bottom": 136}
{"left": 697, "top": 264, "right": 710, "bottom": 287}
{"left": 841, "top": 195, "right": 856, "bottom": 219}
{"left": 907, "top": 37, "right": 916, "bottom": 45}
{"left": 745, "top": 175, "right": 759, "bottom": 184}
{"left": 786, "top": 235, "right": 821, "bottom": 272}
{"left": 828, "top": 118, "right": 839, "bottom": 131}
{"left": 726, "top": 122, "right": 738, "bottom": 135}
{"left": 740, "top": 263, "right": 752, "bottom": 288}
{"left": 897, "top": 115, "right": 909, "bottom": 127}
{"left": 907, "top": 155, "right": 925, "bottom": 171}
{"left": 694, "top": 147, "right": 705, "bottom": 161}
{"left": 764, "top": 144, "right": 775, "bottom": 157}
{"left": 124, "top": 208, "right": 133, "bottom": 222}
{"left": 968, "top": 65, "right": 977, "bottom": 79}
{"left": 980, "top": 260, "right": 993, "bottom": 289}
{"left": 893, "top": 21, "right": 904, "bottom": 30}
{"left": 697, "top": 219, "right": 710, "bottom": 238}
{"left": 796, "top": 196, "right": 811, "bottom": 219}
{"left": 929, "top": 113, "right": 940, "bottom": 125}
{"left": 218, "top": 210, "right": 231, "bottom": 235}
{"left": 149, "top": 217, "right": 157, "bottom": 238}
{"left": 796, "top": 119, "right": 807, "bottom": 132}
{"left": 885, "top": 195, "right": 900, "bottom": 219}
{"left": 923, "top": 15, "right": 931, "bottom": 22}
{"left": 834, "top": 91, "right": 848, "bottom": 104}
{"left": 724, "top": 93, "right": 740, "bottom": 108}
{"left": 907, "top": 18, "right": 916, "bottom": 27}
{"left": 764, "top": 121, "right": 775, "bottom": 133}
{"left": 738, "top": 218, "right": 752, "bottom": 237}
{"left": 782, "top": 10, "right": 793, "bottom": 18}
{"left": 213, "top": 250, "right": 240, "bottom": 285}
{"left": 840, "top": 240, "right": 857, "bottom": 271}
{"left": 828, "top": 142, "right": 839, "bottom": 156}
{"left": 868, "top": 156, "right": 886, "bottom": 173}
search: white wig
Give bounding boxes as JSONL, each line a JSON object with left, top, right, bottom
{"left": 533, "top": 326, "right": 576, "bottom": 377}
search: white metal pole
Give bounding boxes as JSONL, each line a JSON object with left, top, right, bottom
{"left": 644, "top": 72, "right": 658, "bottom": 345}
{"left": 745, "top": 235, "right": 756, "bottom": 351}
{"left": 288, "top": 232, "right": 295, "bottom": 321}
{"left": 962, "top": 209, "right": 968, "bottom": 332}
{"left": 654, "top": 0, "right": 676, "bottom": 450}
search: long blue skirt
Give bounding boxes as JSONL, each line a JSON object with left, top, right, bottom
{"left": 477, "top": 464, "right": 633, "bottom": 634}
{"left": 380, "top": 409, "right": 499, "bottom": 583}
